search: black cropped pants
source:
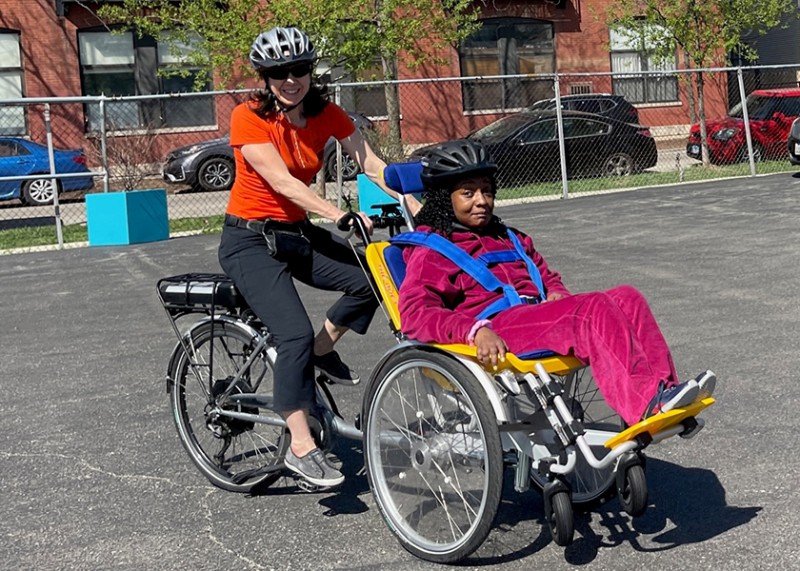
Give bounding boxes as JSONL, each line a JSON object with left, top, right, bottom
{"left": 218, "top": 220, "right": 379, "bottom": 412}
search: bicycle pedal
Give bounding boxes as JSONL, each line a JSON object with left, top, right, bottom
{"left": 294, "top": 477, "right": 330, "bottom": 493}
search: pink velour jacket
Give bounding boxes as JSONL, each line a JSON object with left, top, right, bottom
{"left": 398, "top": 225, "right": 570, "bottom": 344}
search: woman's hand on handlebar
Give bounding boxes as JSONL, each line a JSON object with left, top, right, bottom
{"left": 336, "top": 211, "right": 374, "bottom": 238}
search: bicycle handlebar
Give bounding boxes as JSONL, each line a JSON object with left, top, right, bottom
{"left": 336, "top": 212, "right": 371, "bottom": 244}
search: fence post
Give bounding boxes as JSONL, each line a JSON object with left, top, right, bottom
{"left": 43, "top": 103, "right": 64, "bottom": 248}
{"left": 737, "top": 67, "right": 756, "bottom": 177}
{"left": 99, "top": 96, "right": 110, "bottom": 192}
{"left": 553, "top": 73, "right": 569, "bottom": 199}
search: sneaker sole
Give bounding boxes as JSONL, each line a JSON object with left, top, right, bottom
{"left": 315, "top": 367, "right": 360, "bottom": 386}
{"left": 696, "top": 371, "right": 716, "bottom": 400}
{"left": 284, "top": 461, "right": 345, "bottom": 488}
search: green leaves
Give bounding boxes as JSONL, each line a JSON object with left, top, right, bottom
{"left": 96, "top": 0, "right": 480, "bottom": 86}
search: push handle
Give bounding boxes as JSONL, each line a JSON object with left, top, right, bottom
{"left": 336, "top": 211, "right": 371, "bottom": 244}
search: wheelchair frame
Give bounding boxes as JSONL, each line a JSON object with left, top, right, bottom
{"left": 155, "top": 190, "right": 714, "bottom": 564}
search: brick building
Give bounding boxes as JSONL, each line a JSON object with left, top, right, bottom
{"left": 0, "top": 0, "right": 728, "bottom": 150}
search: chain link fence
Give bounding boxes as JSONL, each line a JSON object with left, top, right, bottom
{"left": 1, "top": 63, "right": 799, "bottom": 253}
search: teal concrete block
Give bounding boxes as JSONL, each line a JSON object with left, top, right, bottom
{"left": 86, "top": 189, "right": 169, "bottom": 246}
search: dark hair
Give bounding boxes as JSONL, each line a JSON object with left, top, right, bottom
{"left": 413, "top": 186, "right": 503, "bottom": 238}
{"left": 250, "top": 72, "right": 330, "bottom": 118}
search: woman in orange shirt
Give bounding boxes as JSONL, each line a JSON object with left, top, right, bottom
{"left": 218, "top": 27, "right": 418, "bottom": 488}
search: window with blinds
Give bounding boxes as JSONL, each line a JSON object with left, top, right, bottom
{"left": 0, "top": 32, "right": 25, "bottom": 135}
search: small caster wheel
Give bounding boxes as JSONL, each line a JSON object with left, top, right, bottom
{"left": 619, "top": 464, "right": 648, "bottom": 517}
{"left": 546, "top": 490, "right": 574, "bottom": 546}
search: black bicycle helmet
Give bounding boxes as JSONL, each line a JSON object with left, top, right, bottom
{"left": 420, "top": 139, "right": 497, "bottom": 190}
{"left": 249, "top": 26, "right": 316, "bottom": 71}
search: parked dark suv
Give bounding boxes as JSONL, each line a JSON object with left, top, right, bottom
{"left": 529, "top": 93, "right": 640, "bottom": 125}
{"left": 687, "top": 88, "right": 800, "bottom": 164}
{"left": 162, "top": 111, "right": 373, "bottom": 192}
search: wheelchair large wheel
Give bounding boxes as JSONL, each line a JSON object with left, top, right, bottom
{"left": 169, "top": 320, "right": 289, "bottom": 493}
{"left": 363, "top": 348, "right": 503, "bottom": 563}
{"left": 530, "top": 366, "right": 623, "bottom": 509}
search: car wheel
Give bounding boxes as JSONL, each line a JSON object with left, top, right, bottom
{"left": 737, "top": 143, "right": 764, "bottom": 164}
{"left": 603, "top": 152, "right": 636, "bottom": 177}
{"left": 22, "top": 177, "right": 60, "bottom": 206}
{"left": 326, "top": 151, "right": 360, "bottom": 181}
{"left": 197, "top": 157, "right": 235, "bottom": 192}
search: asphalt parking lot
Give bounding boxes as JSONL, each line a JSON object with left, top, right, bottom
{"left": 2, "top": 171, "right": 799, "bottom": 570}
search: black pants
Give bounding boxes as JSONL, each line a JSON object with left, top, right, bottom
{"left": 218, "top": 221, "right": 379, "bottom": 412}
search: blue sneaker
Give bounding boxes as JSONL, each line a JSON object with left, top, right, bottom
{"left": 643, "top": 380, "right": 699, "bottom": 419}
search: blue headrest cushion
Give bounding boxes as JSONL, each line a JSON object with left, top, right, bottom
{"left": 383, "top": 161, "right": 425, "bottom": 195}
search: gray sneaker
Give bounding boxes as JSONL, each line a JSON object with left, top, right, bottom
{"left": 284, "top": 447, "right": 344, "bottom": 487}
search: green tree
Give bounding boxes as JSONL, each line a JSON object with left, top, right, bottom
{"left": 97, "top": 0, "right": 480, "bottom": 160}
{"left": 605, "top": 0, "right": 796, "bottom": 166}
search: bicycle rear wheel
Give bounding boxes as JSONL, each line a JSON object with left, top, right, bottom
{"left": 169, "top": 319, "right": 289, "bottom": 492}
{"left": 530, "top": 366, "right": 623, "bottom": 509}
{"left": 363, "top": 348, "right": 503, "bottom": 563}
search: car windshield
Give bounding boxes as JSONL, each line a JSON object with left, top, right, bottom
{"left": 468, "top": 115, "right": 532, "bottom": 143}
{"left": 729, "top": 94, "right": 774, "bottom": 120}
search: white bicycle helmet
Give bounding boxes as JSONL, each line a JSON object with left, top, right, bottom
{"left": 249, "top": 26, "right": 317, "bottom": 71}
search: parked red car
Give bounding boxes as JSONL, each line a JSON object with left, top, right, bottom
{"left": 687, "top": 88, "right": 800, "bottom": 164}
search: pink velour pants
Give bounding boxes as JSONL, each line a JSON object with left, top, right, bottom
{"left": 490, "top": 285, "right": 678, "bottom": 425}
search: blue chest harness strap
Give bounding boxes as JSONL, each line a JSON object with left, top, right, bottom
{"left": 390, "top": 229, "right": 546, "bottom": 320}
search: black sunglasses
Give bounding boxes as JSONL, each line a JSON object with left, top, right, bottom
{"left": 266, "top": 64, "right": 313, "bottom": 80}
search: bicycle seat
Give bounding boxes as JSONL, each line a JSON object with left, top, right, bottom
{"left": 158, "top": 273, "right": 245, "bottom": 313}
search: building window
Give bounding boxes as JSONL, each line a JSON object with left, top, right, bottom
{"left": 323, "top": 60, "right": 388, "bottom": 118}
{"left": 610, "top": 26, "right": 678, "bottom": 103}
{"left": 79, "top": 29, "right": 214, "bottom": 131}
{"left": 0, "top": 31, "right": 25, "bottom": 135}
{"left": 459, "top": 18, "right": 555, "bottom": 112}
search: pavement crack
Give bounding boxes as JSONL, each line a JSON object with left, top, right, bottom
{"left": 199, "top": 489, "right": 268, "bottom": 570}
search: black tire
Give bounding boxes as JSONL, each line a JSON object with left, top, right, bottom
{"left": 529, "top": 366, "right": 623, "bottom": 510}
{"left": 547, "top": 491, "right": 574, "bottom": 546}
{"left": 619, "top": 464, "right": 648, "bottom": 517}
{"left": 197, "top": 156, "right": 235, "bottom": 191}
{"left": 169, "top": 320, "right": 289, "bottom": 492}
{"left": 363, "top": 348, "right": 503, "bottom": 563}
{"left": 22, "top": 177, "right": 59, "bottom": 206}
{"left": 737, "top": 143, "right": 764, "bottom": 164}
{"left": 326, "top": 150, "right": 360, "bottom": 181}
{"left": 602, "top": 152, "right": 635, "bottom": 177}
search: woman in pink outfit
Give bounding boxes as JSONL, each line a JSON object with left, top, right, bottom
{"left": 397, "top": 140, "right": 715, "bottom": 426}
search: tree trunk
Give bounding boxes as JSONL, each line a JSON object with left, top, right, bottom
{"left": 381, "top": 55, "right": 404, "bottom": 162}
{"left": 683, "top": 49, "right": 698, "bottom": 125}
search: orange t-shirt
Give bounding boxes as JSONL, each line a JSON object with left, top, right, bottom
{"left": 225, "top": 101, "right": 356, "bottom": 222}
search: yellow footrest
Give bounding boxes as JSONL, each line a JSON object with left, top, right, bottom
{"left": 604, "top": 397, "right": 715, "bottom": 449}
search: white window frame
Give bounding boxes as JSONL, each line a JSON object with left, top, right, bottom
{"left": 610, "top": 25, "right": 679, "bottom": 104}
{"left": 0, "top": 31, "right": 26, "bottom": 136}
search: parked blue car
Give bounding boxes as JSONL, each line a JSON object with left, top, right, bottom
{"left": 0, "top": 137, "right": 95, "bottom": 206}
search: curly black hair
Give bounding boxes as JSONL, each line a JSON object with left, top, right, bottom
{"left": 250, "top": 71, "right": 330, "bottom": 118}
{"left": 413, "top": 186, "right": 504, "bottom": 238}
